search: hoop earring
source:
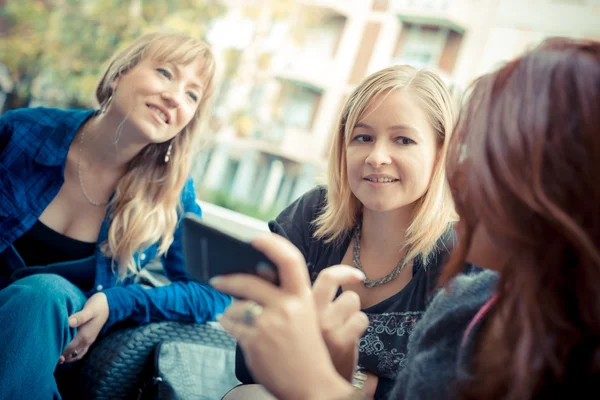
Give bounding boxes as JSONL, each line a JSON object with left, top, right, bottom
{"left": 164, "top": 142, "right": 173, "bottom": 163}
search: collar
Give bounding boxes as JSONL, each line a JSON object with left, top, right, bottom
{"left": 33, "top": 109, "right": 97, "bottom": 166}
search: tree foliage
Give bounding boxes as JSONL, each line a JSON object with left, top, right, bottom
{"left": 0, "top": 0, "right": 225, "bottom": 109}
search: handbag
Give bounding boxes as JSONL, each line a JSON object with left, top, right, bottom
{"left": 139, "top": 335, "right": 241, "bottom": 400}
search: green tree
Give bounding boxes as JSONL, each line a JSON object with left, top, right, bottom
{"left": 0, "top": 0, "right": 225, "bottom": 111}
{"left": 0, "top": 1, "right": 52, "bottom": 109}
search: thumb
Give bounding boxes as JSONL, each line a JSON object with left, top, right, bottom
{"left": 68, "top": 309, "right": 92, "bottom": 328}
{"left": 312, "top": 265, "right": 366, "bottom": 310}
{"left": 340, "top": 311, "right": 370, "bottom": 340}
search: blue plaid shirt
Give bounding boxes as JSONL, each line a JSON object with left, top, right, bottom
{"left": 0, "top": 107, "right": 231, "bottom": 331}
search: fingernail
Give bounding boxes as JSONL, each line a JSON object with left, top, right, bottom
{"left": 209, "top": 276, "right": 222, "bottom": 286}
{"left": 256, "top": 262, "right": 273, "bottom": 272}
{"left": 69, "top": 317, "right": 78, "bottom": 326}
{"left": 256, "top": 262, "right": 277, "bottom": 283}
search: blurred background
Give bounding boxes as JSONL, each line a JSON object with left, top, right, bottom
{"left": 1, "top": 0, "right": 598, "bottom": 222}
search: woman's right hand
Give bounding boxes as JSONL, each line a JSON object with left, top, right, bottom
{"left": 312, "top": 266, "right": 370, "bottom": 381}
{"left": 211, "top": 234, "right": 365, "bottom": 400}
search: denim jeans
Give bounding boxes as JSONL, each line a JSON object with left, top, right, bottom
{"left": 0, "top": 259, "right": 89, "bottom": 399}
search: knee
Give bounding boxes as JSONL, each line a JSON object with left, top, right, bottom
{"left": 222, "top": 385, "right": 276, "bottom": 400}
{"left": 11, "top": 274, "right": 84, "bottom": 312}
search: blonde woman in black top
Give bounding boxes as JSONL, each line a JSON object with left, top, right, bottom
{"left": 229, "top": 65, "right": 477, "bottom": 399}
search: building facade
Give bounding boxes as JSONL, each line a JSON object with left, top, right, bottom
{"left": 194, "top": 0, "right": 599, "bottom": 219}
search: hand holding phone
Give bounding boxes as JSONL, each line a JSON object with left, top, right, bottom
{"left": 182, "top": 213, "right": 280, "bottom": 286}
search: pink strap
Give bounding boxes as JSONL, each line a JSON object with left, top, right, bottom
{"left": 461, "top": 293, "right": 498, "bottom": 347}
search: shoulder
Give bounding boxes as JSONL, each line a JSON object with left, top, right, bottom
{"left": 180, "top": 176, "right": 201, "bottom": 217}
{"left": 1, "top": 107, "right": 94, "bottom": 154}
{"left": 1, "top": 107, "right": 86, "bottom": 129}
{"left": 268, "top": 185, "right": 327, "bottom": 232}
{"left": 421, "top": 225, "right": 484, "bottom": 278}
{"left": 267, "top": 185, "right": 328, "bottom": 253}
{"left": 285, "top": 185, "right": 327, "bottom": 216}
{"left": 430, "top": 226, "right": 457, "bottom": 262}
{"left": 391, "top": 270, "right": 498, "bottom": 399}
{"left": 0, "top": 108, "right": 50, "bottom": 144}
{"left": 418, "top": 226, "right": 456, "bottom": 286}
{"left": 419, "top": 269, "right": 498, "bottom": 335}
{"left": 1, "top": 107, "right": 47, "bottom": 126}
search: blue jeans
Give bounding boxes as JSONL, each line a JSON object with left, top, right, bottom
{"left": 0, "top": 273, "right": 88, "bottom": 399}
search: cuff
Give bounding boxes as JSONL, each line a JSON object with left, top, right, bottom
{"left": 101, "top": 286, "right": 136, "bottom": 332}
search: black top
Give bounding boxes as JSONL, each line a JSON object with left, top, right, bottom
{"left": 12, "top": 220, "right": 96, "bottom": 289}
{"left": 235, "top": 186, "right": 480, "bottom": 398}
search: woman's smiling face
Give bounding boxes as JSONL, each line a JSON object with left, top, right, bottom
{"left": 345, "top": 89, "right": 440, "bottom": 214}
{"left": 108, "top": 51, "right": 206, "bottom": 144}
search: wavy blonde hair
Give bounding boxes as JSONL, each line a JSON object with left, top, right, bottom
{"left": 314, "top": 65, "right": 457, "bottom": 266}
{"left": 95, "top": 32, "right": 216, "bottom": 279}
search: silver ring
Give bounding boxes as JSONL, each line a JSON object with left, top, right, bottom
{"left": 71, "top": 350, "right": 78, "bottom": 358}
{"left": 242, "top": 301, "right": 264, "bottom": 326}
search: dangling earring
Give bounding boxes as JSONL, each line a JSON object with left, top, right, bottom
{"left": 164, "top": 142, "right": 173, "bottom": 163}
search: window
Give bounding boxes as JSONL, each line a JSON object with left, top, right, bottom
{"left": 394, "top": 23, "right": 449, "bottom": 69}
{"left": 401, "top": 49, "right": 434, "bottom": 66}
{"left": 300, "top": 15, "right": 346, "bottom": 60}
{"left": 277, "top": 81, "right": 322, "bottom": 131}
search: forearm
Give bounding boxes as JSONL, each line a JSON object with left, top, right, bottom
{"left": 102, "top": 280, "right": 231, "bottom": 330}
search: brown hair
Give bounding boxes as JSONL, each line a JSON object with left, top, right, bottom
{"left": 441, "top": 38, "right": 600, "bottom": 399}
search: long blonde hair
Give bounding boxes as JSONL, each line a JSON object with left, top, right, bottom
{"left": 95, "top": 32, "right": 216, "bottom": 279}
{"left": 314, "top": 65, "right": 457, "bottom": 266}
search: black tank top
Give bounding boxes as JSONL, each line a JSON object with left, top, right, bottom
{"left": 12, "top": 220, "right": 96, "bottom": 290}
{"left": 13, "top": 220, "right": 96, "bottom": 266}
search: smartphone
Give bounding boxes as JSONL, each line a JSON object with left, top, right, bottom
{"left": 182, "top": 213, "right": 280, "bottom": 286}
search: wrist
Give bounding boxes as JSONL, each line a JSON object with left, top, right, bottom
{"left": 303, "top": 371, "right": 357, "bottom": 400}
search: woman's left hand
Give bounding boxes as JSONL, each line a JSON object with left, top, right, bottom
{"left": 59, "top": 292, "right": 110, "bottom": 364}
{"left": 211, "top": 234, "right": 361, "bottom": 400}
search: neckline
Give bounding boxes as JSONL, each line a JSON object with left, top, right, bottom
{"left": 337, "top": 235, "right": 423, "bottom": 311}
{"left": 34, "top": 220, "right": 96, "bottom": 245}
{"left": 360, "top": 258, "right": 422, "bottom": 312}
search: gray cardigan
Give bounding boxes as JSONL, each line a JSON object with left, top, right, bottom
{"left": 390, "top": 269, "right": 499, "bottom": 399}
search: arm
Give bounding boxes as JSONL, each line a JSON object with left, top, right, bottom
{"left": 235, "top": 186, "right": 325, "bottom": 383}
{"left": 102, "top": 178, "right": 232, "bottom": 331}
